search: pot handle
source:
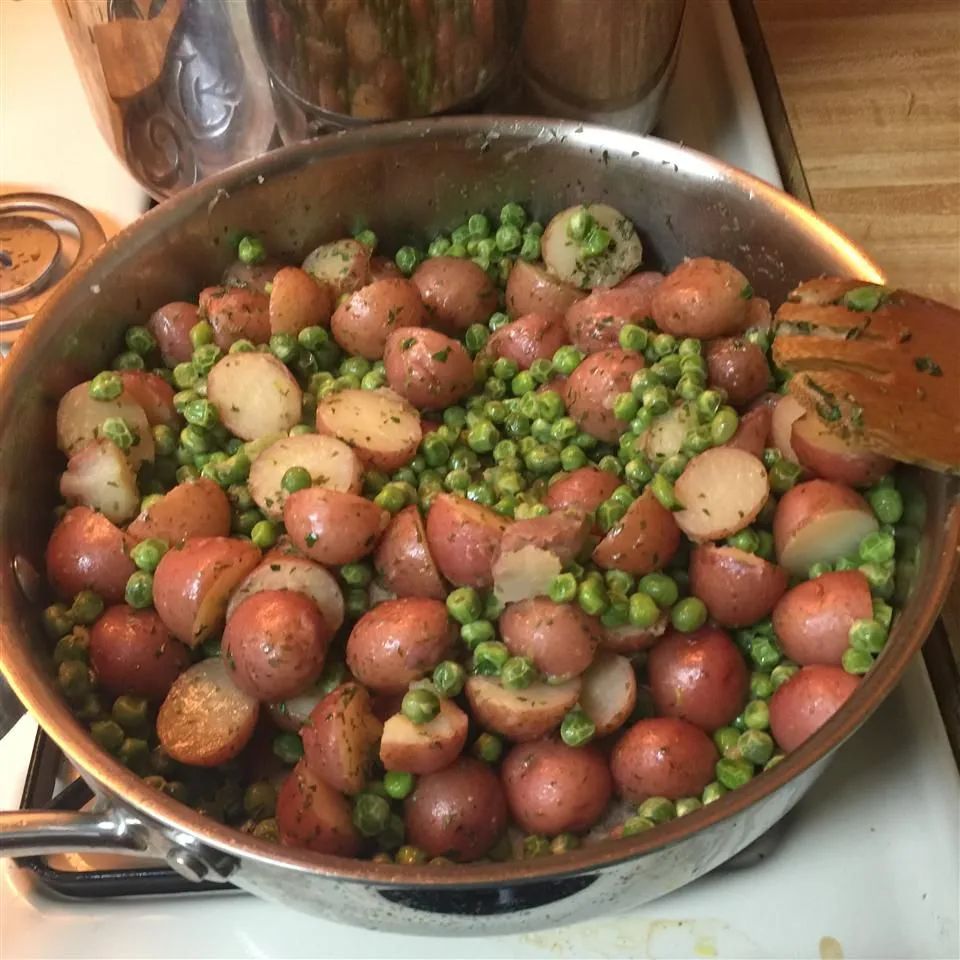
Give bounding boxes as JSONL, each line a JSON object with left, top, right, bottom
{"left": 0, "top": 808, "right": 146, "bottom": 859}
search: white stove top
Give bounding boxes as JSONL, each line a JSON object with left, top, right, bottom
{"left": 2, "top": 3, "right": 958, "bottom": 958}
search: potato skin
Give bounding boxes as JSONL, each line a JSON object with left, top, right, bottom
{"left": 500, "top": 597, "right": 601, "bottom": 680}
{"left": 705, "top": 337, "right": 770, "bottom": 407}
{"left": 791, "top": 415, "right": 893, "bottom": 488}
{"left": 425, "top": 493, "right": 509, "bottom": 588}
{"left": 383, "top": 326, "right": 475, "bottom": 410}
{"left": 379, "top": 698, "right": 469, "bottom": 775}
{"left": 689, "top": 544, "right": 788, "bottom": 628}
{"left": 501, "top": 740, "right": 612, "bottom": 835}
{"left": 149, "top": 301, "right": 198, "bottom": 366}
{"left": 404, "top": 757, "right": 508, "bottom": 861}
{"left": 724, "top": 403, "right": 772, "bottom": 460}
{"left": 505, "top": 259, "right": 584, "bottom": 318}
{"left": 119, "top": 371, "right": 177, "bottom": 426}
{"left": 772, "top": 570, "right": 873, "bottom": 666}
{"left": 283, "top": 487, "right": 389, "bottom": 566}
{"left": 45, "top": 506, "right": 136, "bottom": 604}
{"left": 769, "top": 665, "right": 859, "bottom": 752}
{"left": 331, "top": 278, "right": 427, "bottom": 359}
{"left": 600, "top": 614, "right": 668, "bottom": 654}
{"left": 276, "top": 759, "right": 361, "bottom": 856}
{"left": 651, "top": 257, "right": 751, "bottom": 338}
{"left": 543, "top": 466, "right": 620, "bottom": 514}
{"left": 222, "top": 590, "right": 331, "bottom": 701}
{"left": 127, "top": 478, "right": 231, "bottom": 545}
{"left": 89, "top": 605, "right": 189, "bottom": 701}
{"left": 563, "top": 284, "right": 656, "bottom": 354}
{"left": 373, "top": 505, "right": 447, "bottom": 600}
{"left": 593, "top": 489, "right": 681, "bottom": 576}
{"left": 486, "top": 312, "right": 569, "bottom": 369}
{"left": 345, "top": 598, "right": 455, "bottom": 694}
{"left": 497, "top": 508, "right": 589, "bottom": 567}
{"left": 199, "top": 286, "right": 271, "bottom": 349}
{"left": 301, "top": 682, "right": 383, "bottom": 795}
{"left": 464, "top": 676, "right": 581, "bottom": 742}
{"left": 647, "top": 627, "right": 749, "bottom": 732}
{"left": 411, "top": 257, "right": 498, "bottom": 334}
{"left": 611, "top": 717, "right": 718, "bottom": 802}
{"left": 564, "top": 349, "right": 645, "bottom": 442}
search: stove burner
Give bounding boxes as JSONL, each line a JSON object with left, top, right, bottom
{"left": 0, "top": 215, "right": 62, "bottom": 303}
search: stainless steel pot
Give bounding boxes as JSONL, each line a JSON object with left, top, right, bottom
{"left": 1, "top": 118, "right": 957, "bottom": 935}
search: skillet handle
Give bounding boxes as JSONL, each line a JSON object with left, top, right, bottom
{"left": 0, "top": 809, "right": 146, "bottom": 858}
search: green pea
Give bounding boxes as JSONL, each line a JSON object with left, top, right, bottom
{"left": 552, "top": 345, "right": 584, "bottom": 376}
{"left": 756, "top": 530, "right": 775, "bottom": 560}
{"left": 191, "top": 343, "right": 221, "bottom": 377}
{"left": 750, "top": 671, "right": 774, "bottom": 700}
{"left": 743, "top": 699, "right": 770, "bottom": 730}
{"left": 710, "top": 406, "right": 739, "bottom": 445}
{"left": 642, "top": 385, "right": 671, "bottom": 415}
{"left": 726, "top": 528, "right": 760, "bottom": 555}
{"left": 750, "top": 635, "right": 782, "bottom": 672}
{"left": 494, "top": 223, "right": 522, "bottom": 253}
{"left": 112, "top": 350, "right": 145, "bottom": 371}
{"left": 517, "top": 834, "right": 549, "bottom": 859}
{"left": 716, "top": 757, "right": 754, "bottom": 790}
{"left": 501, "top": 656, "right": 537, "bottom": 690}
{"left": 696, "top": 389, "right": 723, "bottom": 422}
{"left": 611, "top": 391, "right": 638, "bottom": 422}
{"left": 637, "top": 796, "right": 676, "bottom": 824}
{"left": 566, "top": 208, "right": 595, "bottom": 241}
{"left": 272, "top": 732, "right": 304, "bottom": 765}
{"left": 187, "top": 322, "right": 215, "bottom": 352}
{"left": 713, "top": 726, "right": 741, "bottom": 758}
{"left": 467, "top": 213, "right": 491, "bottom": 238}
{"left": 111, "top": 694, "right": 148, "bottom": 732}
{"left": 500, "top": 202, "right": 527, "bottom": 228}
{"left": 635, "top": 573, "right": 676, "bottom": 610}
{"left": 581, "top": 226, "right": 611, "bottom": 258}
{"left": 593, "top": 500, "right": 623, "bottom": 534}
{"left": 621, "top": 591, "right": 657, "bottom": 630}
{"left": 89, "top": 370, "right": 123, "bottom": 401}
{"left": 866, "top": 485, "right": 903, "bottom": 524}
{"left": 738, "top": 729, "right": 774, "bottom": 766}
{"left": 770, "top": 663, "right": 799, "bottom": 691}
{"left": 511, "top": 371, "right": 536, "bottom": 396}
{"left": 622, "top": 815, "right": 656, "bottom": 837}
{"left": 339, "top": 355, "right": 371, "bottom": 380}
{"left": 90, "top": 718, "right": 125, "bottom": 752}
{"left": 860, "top": 560, "right": 895, "bottom": 598}
{"left": 872, "top": 598, "right": 894, "bottom": 630}
{"left": 58, "top": 659, "right": 92, "bottom": 700}
{"left": 394, "top": 246, "right": 420, "bottom": 275}
{"left": 519, "top": 234, "right": 541, "bottom": 261}
{"left": 100, "top": 416, "right": 139, "bottom": 452}
{"left": 444, "top": 587, "right": 480, "bottom": 625}
{"left": 630, "top": 411, "right": 654, "bottom": 438}
{"left": 675, "top": 375, "right": 702, "bottom": 403}
{"left": 577, "top": 577, "right": 608, "bottom": 617}
{"left": 540, "top": 572, "right": 576, "bottom": 605}
{"left": 472, "top": 732, "right": 503, "bottom": 764}
{"left": 553, "top": 443, "right": 585, "bottom": 472}
{"left": 859, "top": 530, "right": 895, "bottom": 564}
{"left": 560, "top": 708, "right": 595, "bottom": 747}
{"left": 668, "top": 597, "right": 704, "bottom": 633}
{"left": 550, "top": 833, "right": 580, "bottom": 855}
{"left": 530, "top": 358, "right": 555, "bottom": 387}
{"left": 353, "top": 792, "right": 391, "bottom": 837}
{"left": 769, "top": 458, "right": 803, "bottom": 494}
{"left": 427, "top": 660, "right": 463, "bottom": 700}
{"left": 650, "top": 333, "right": 676, "bottom": 358}
{"left": 648, "top": 473, "right": 680, "bottom": 511}
{"left": 675, "top": 797, "right": 703, "bottom": 818}
{"left": 619, "top": 324, "right": 648, "bottom": 352}
{"left": 806, "top": 560, "right": 831, "bottom": 580}
{"left": 54, "top": 630, "right": 90, "bottom": 665}
{"left": 702, "top": 781, "right": 728, "bottom": 804}
{"left": 229, "top": 338, "right": 256, "bottom": 355}
{"left": 400, "top": 687, "right": 439, "bottom": 727}
{"left": 175, "top": 466, "right": 199, "bottom": 485}
{"left": 848, "top": 617, "right": 887, "bottom": 654}
{"left": 243, "top": 781, "right": 277, "bottom": 819}
{"left": 842, "top": 646, "right": 873, "bottom": 675}
{"left": 658, "top": 454, "right": 688, "bottom": 481}
{"left": 244, "top": 520, "right": 275, "bottom": 550}
{"left": 472, "top": 639, "right": 509, "bottom": 674}
{"left": 65, "top": 590, "right": 103, "bottom": 627}
{"left": 426, "top": 234, "right": 451, "bottom": 258}
{"left": 125, "top": 571, "right": 154, "bottom": 609}
{"left": 43, "top": 603, "right": 75, "bottom": 642}
{"left": 237, "top": 235, "right": 266, "bottom": 264}
{"left": 488, "top": 311, "right": 511, "bottom": 333}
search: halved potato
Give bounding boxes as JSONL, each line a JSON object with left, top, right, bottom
{"left": 791, "top": 414, "right": 893, "bottom": 488}
{"left": 301, "top": 238, "right": 371, "bottom": 297}
{"left": 580, "top": 651, "right": 638, "bottom": 737}
{"left": 464, "top": 675, "right": 581, "bottom": 742}
{"left": 380, "top": 698, "right": 468, "bottom": 775}
{"left": 207, "top": 353, "right": 302, "bottom": 441}
{"left": 59, "top": 439, "right": 139, "bottom": 525}
{"left": 127, "top": 478, "right": 231, "bottom": 545}
{"left": 57, "top": 382, "right": 154, "bottom": 467}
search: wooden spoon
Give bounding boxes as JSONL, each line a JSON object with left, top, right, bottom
{"left": 771, "top": 278, "right": 960, "bottom": 474}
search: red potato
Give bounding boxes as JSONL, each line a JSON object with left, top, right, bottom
{"left": 486, "top": 312, "right": 569, "bottom": 369}
{"left": 222, "top": 590, "right": 331, "bottom": 702}
{"left": 651, "top": 257, "right": 752, "bottom": 338}
{"left": 543, "top": 466, "right": 620, "bottom": 514}
{"left": 223, "top": 258, "right": 281, "bottom": 291}
{"left": 611, "top": 717, "right": 718, "bottom": 803}
{"left": 345, "top": 598, "right": 454, "bottom": 694}
{"left": 206, "top": 352, "right": 302, "bottom": 441}
{"left": 645, "top": 403, "right": 696, "bottom": 464}
{"left": 301, "top": 682, "right": 383, "bottom": 794}
{"left": 689, "top": 544, "right": 788, "bottom": 628}
{"left": 157, "top": 657, "right": 259, "bottom": 767}
{"left": 404, "top": 757, "right": 507, "bottom": 861}
{"left": 564, "top": 348, "right": 646, "bottom": 442}
{"left": 283, "top": 487, "right": 389, "bottom": 566}
{"left": 541, "top": 204, "right": 643, "bottom": 289}
{"left": 127, "top": 478, "right": 231, "bottom": 544}
{"left": 563, "top": 285, "right": 656, "bottom": 354}
{"left": 45, "top": 506, "right": 136, "bottom": 604}
{"left": 59, "top": 439, "right": 139, "bottom": 525}
{"left": 199, "top": 286, "right": 271, "bottom": 349}
{"left": 770, "top": 394, "right": 806, "bottom": 463}
{"left": 647, "top": 627, "right": 749, "bottom": 732}
{"left": 746, "top": 295, "right": 772, "bottom": 330}
{"left": 768, "top": 665, "right": 859, "bottom": 753}
{"left": 276, "top": 759, "right": 361, "bottom": 856}
{"left": 497, "top": 508, "right": 590, "bottom": 568}
{"left": 600, "top": 613, "right": 668, "bottom": 655}
{"left": 502, "top": 740, "right": 613, "bottom": 835}
{"left": 315, "top": 388, "right": 422, "bottom": 471}
{"left": 616, "top": 270, "right": 664, "bottom": 294}
{"left": 119, "top": 372, "right": 177, "bottom": 426}
{"left": 226, "top": 554, "right": 344, "bottom": 633}
{"left": 89, "top": 605, "right": 189, "bottom": 701}
{"left": 424, "top": 493, "right": 509, "bottom": 588}
{"left": 248, "top": 433, "right": 363, "bottom": 521}
{"left": 674, "top": 448, "right": 770, "bottom": 542}
{"left": 773, "top": 479, "right": 878, "bottom": 577}
{"left": 410, "top": 257, "right": 498, "bottom": 334}
{"left": 330, "top": 278, "right": 427, "bottom": 359}
{"left": 593, "top": 489, "right": 681, "bottom": 576}
{"left": 382, "top": 327, "right": 475, "bottom": 410}
{"left": 369, "top": 256, "right": 402, "bottom": 282}
{"left": 791, "top": 414, "right": 894, "bottom": 488}
{"left": 269, "top": 266, "right": 334, "bottom": 335}
{"left": 580, "top": 651, "right": 637, "bottom": 737}
{"left": 724, "top": 403, "right": 773, "bottom": 460}
{"left": 705, "top": 337, "right": 771, "bottom": 408}
{"left": 152, "top": 536, "right": 261, "bottom": 647}
{"left": 500, "top": 597, "right": 601, "bottom": 680}
{"left": 380, "top": 697, "right": 468, "bottom": 775}
{"left": 148, "top": 301, "right": 198, "bottom": 366}
{"left": 464, "top": 675, "right": 581, "bottom": 742}
{"left": 373, "top": 505, "right": 446, "bottom": 600}
{"left": 302, "top": 238, "right": 371, "bottom": 298}
{"left": 773, "top": 571, "right": 873, "bottom": 666}
{"left": 56, "top": 382, "right": 154, "bottom": 467}
{"left": 505, "top": 259, "right": 584, "bottom": 318}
